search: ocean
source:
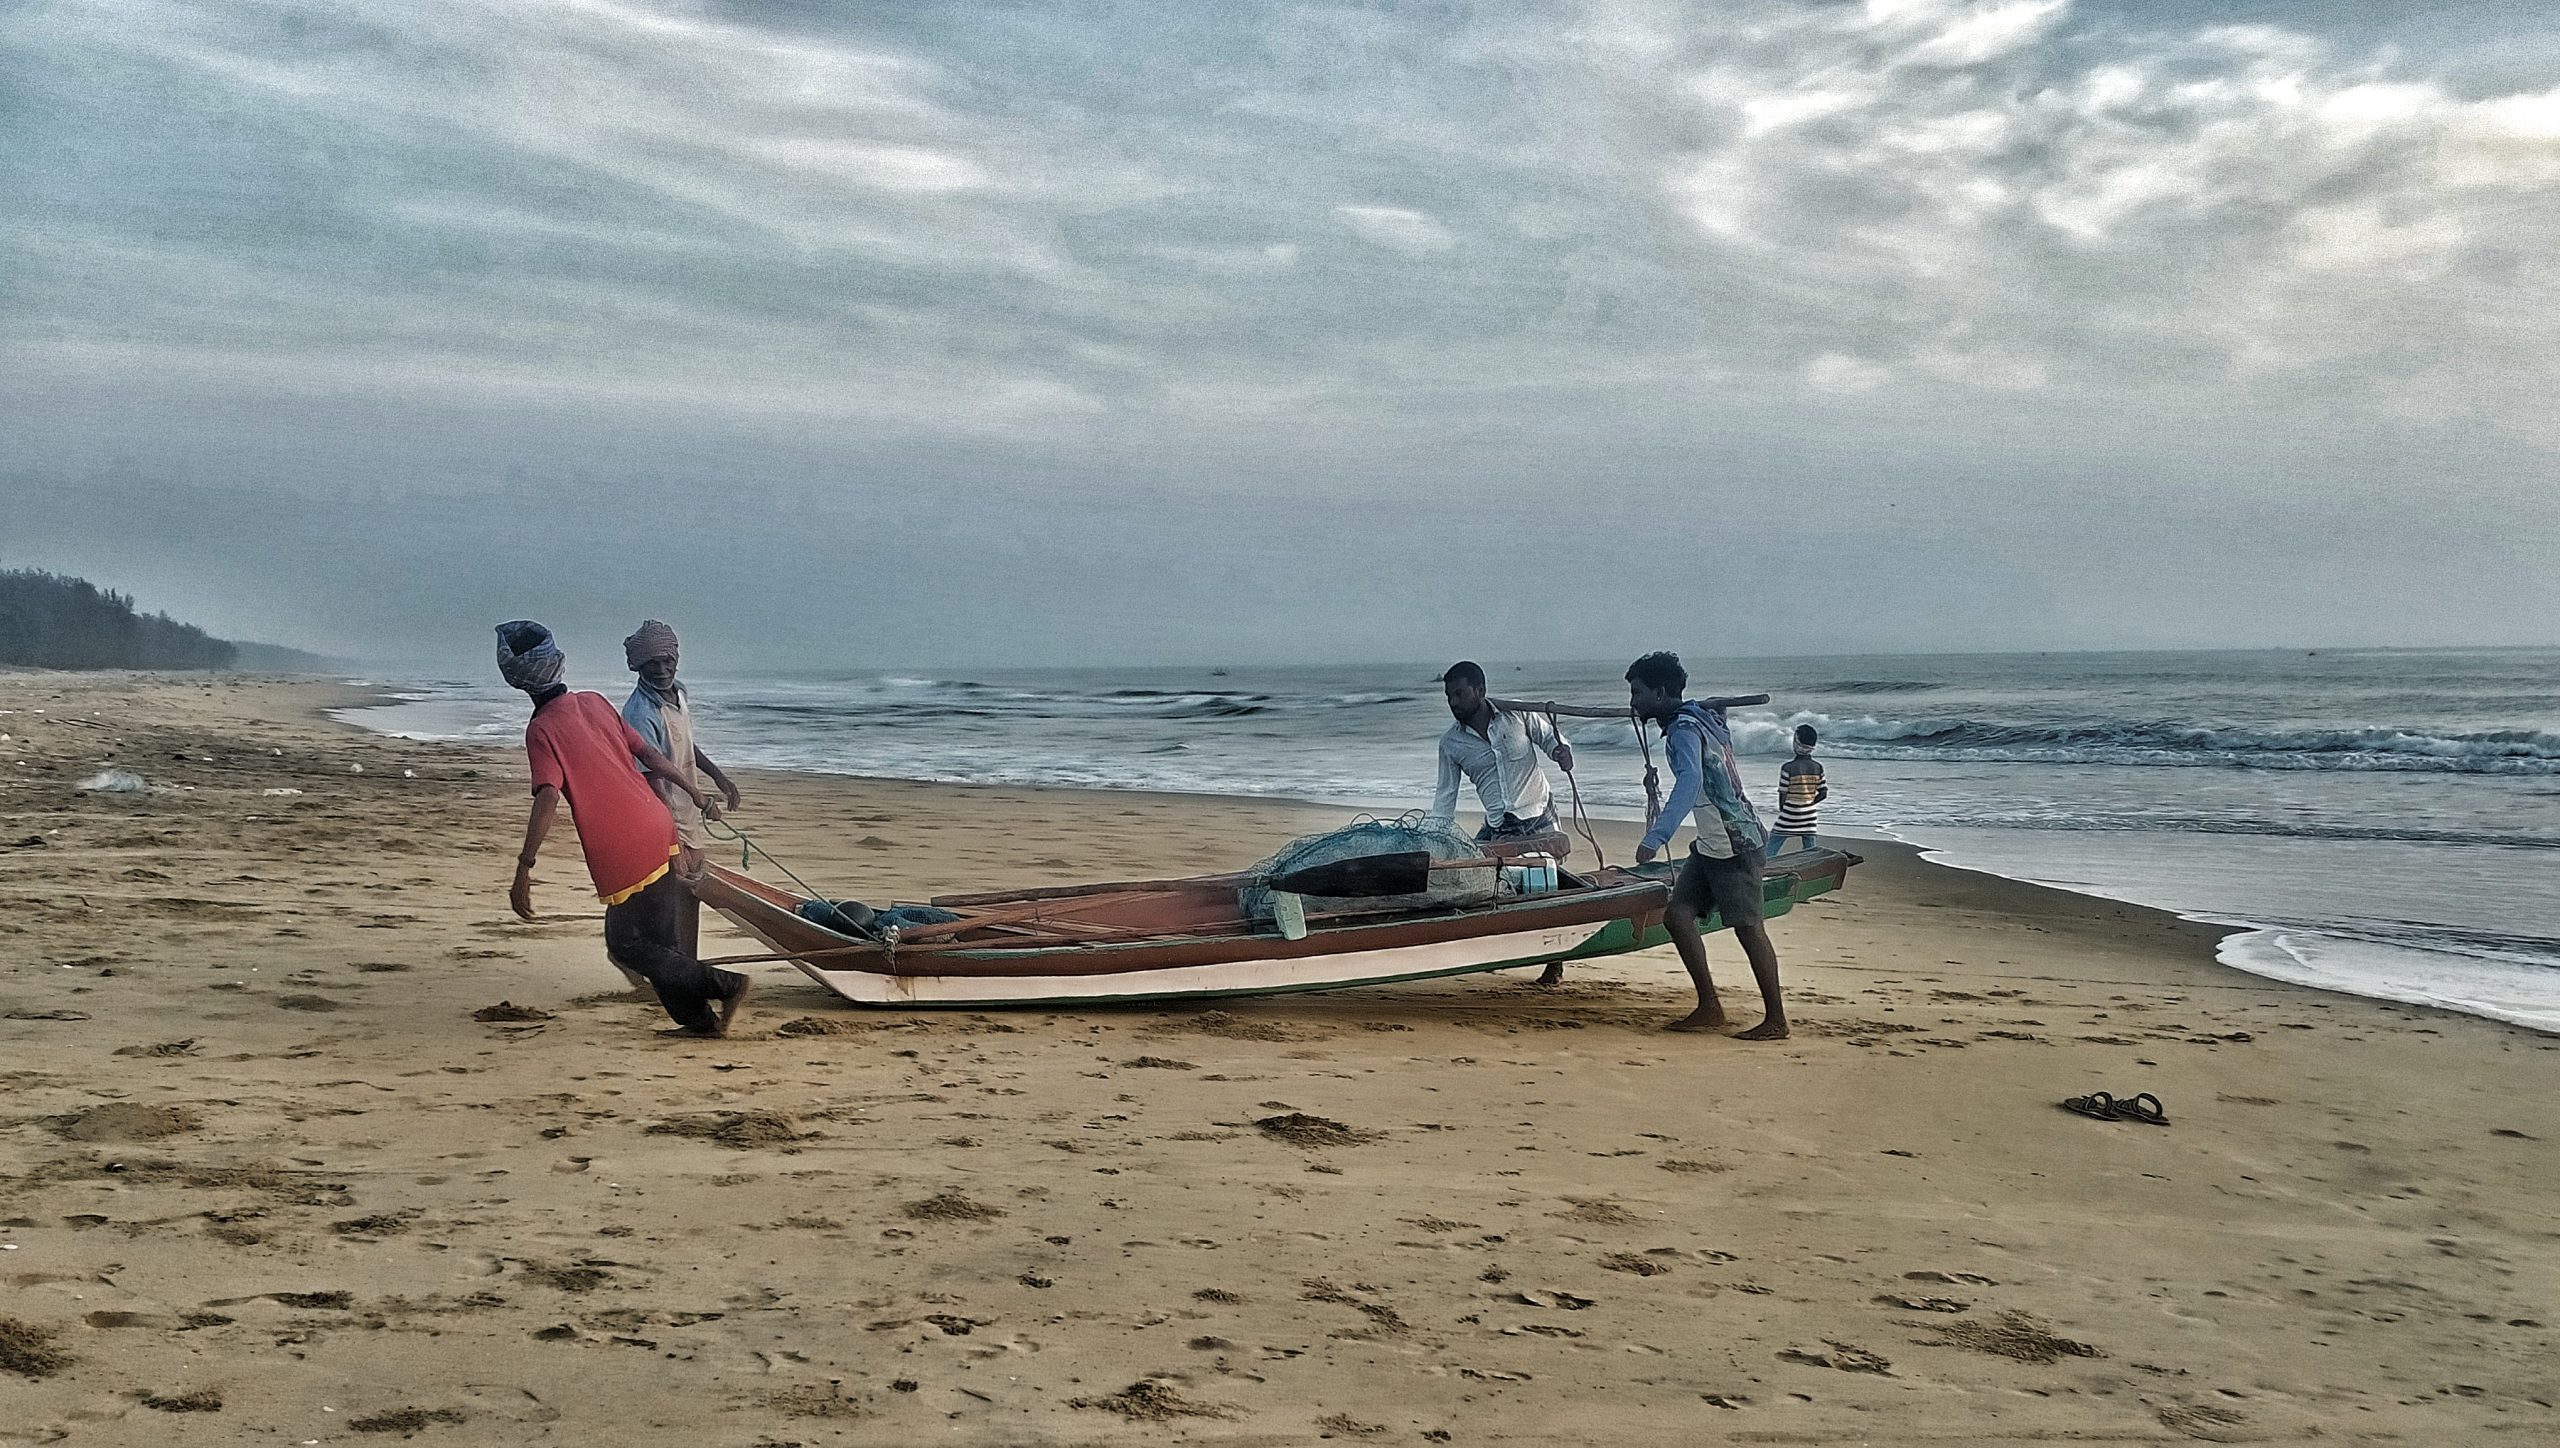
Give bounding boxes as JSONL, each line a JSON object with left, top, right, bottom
{"left": 340, "top": 648, "right": 2560, "bottom": 1034}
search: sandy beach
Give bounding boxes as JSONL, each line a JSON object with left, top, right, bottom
{"left": 2, "top": 671, "right": 2553, "bottom": 1445}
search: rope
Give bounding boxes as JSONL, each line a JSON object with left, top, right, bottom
{"left": 1637, "top": 712, "right": 1662, "bottom": 835}
{"left": 698, "top": 815, "right": 908, "bottom": 968}
{"left": 700, "top": 816, "right": 834, "bottom": 906}
{"left": 1541, "top": 708, "right": 1609, "bottom": 871}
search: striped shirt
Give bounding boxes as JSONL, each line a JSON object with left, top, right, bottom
{"left": 1775, "top": 755, "right": 1825, "bottom": 831}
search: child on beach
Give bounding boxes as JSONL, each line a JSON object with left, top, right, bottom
{"left": 1627, "top": 651, "right": 1787, "bottom": 1041}
{"left": 497, "top": 620, "right": 750, "bottom": 1038}
{"left": 1768, "top": 724, "right": 1826, "bottom": 856}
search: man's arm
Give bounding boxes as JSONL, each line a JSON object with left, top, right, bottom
{"left": 510, "top": 785, "right": 561, "bottom": 920}
{"left": 634, "top": 737, "right": 716, "bottom": 816}
{"left": 1637, "top": 723, "right": 1701, "bottom": 862}
{"left": 1421, "top": 740, "right": 1462, "bottom": 830}
{"left": 616, "top": 717, "right": 716, "bottom": 817}
{"left": 695, "top": 749, "right": 742, "bottom": 811}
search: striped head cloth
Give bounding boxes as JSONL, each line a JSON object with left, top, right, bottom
{"left": 624, "top": 619, "right": 679, "bottom": 671}
{"left": 494, "top": 621, "right": 565, "bottom": 693}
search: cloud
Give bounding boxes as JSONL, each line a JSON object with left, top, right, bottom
{"left": 1332, "top": 204, "right": 1457, "bottom": 255}
{"left": 6, "top": 0, "right": 2555, "bottom": 442}
{"left": 2, "top": 0, "right": 2557, "bottom": 659}
{"left": 1633, "top": 1, "right": 2560, "bottom": 437}
{"left": 1804, "top": 353, "right": 1890, "bottom": 393}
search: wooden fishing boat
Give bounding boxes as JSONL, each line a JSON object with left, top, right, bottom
{"left": 693, "top": 846, "right": 1859, "bottom": 1009}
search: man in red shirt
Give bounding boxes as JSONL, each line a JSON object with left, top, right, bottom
{"left": 498, "top": 621, "right": 749, "bottom": 1037}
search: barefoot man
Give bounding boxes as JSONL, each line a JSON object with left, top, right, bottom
{"left": 497, "top": 621, "right": 750, "bottom": 1038}
{"left": 1626, "top": 651, "right": 1787, "bottom": 1040}
{"left": 620, "top": 618, "right": 742, "bottom": 956}
{"left": 1423, "top": 659, "right": 1578, "bottom": 985}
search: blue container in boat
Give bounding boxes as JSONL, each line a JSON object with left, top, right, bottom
{"left": 1499, "top": 854, "right": 1558, "bottom": 895}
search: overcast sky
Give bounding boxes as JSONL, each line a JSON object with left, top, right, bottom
{"left": 4, "top": 0, "right": 2556, "bottom": 668}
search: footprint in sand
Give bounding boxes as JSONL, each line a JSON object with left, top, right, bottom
{"left": 50, "top": 1103, "right": 201, "bottom": 1141}
{"left": 1876, "top": 1293, "right": 1968, "bottom": 1312}
{"left": 1598, "top": 1252, "right": 1672, "bottom": 1277}
{"left": 1907, "top": 1311, "right": 2100, "bottom": 1364}
{"left": 471, "top": 1002, "right": 555, "bottom": 1023}
{"left": 902, "top": 1192, "right": 1007, "bottom": 1222}
{"left": 110, "top": 1039, "right": 198, "bottom": 1058}
{"left": 1778, "top": 1342, "right": 1892, "bottom": 1374}
{"left": 347, "top": 1407, "right": 466, "bottom": 1433}
{"left": 1551, "top": 1197, "right": 1648, "bottom": 1227}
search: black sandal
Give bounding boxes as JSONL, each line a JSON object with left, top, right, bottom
{"left": 2110, "top": 1092, "right": 2168, "bottom": 1126}
{"left": 2060, "top": 1091, "right": 2117, "bottom": 1121}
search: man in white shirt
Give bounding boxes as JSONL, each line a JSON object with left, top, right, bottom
{"left": 1422, "top": 659, "right": 1575, "bottom": 847}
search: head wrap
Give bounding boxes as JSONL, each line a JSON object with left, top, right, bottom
{"left": 494, "top": 620, "right": 566, "bottom": 693}
{"left": 624, "top": 619, "right": 679, "bottom": 672}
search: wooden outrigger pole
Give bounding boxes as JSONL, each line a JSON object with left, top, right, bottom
{"left": 1486, "top": 693, "right": 1769, "bottom": 718}
{"left": 1485, "top": 693, "right": 1773, "bottom": 842}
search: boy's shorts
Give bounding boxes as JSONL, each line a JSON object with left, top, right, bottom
{"left": 1671, "top": 844, "right": 1766, "bottom": 928}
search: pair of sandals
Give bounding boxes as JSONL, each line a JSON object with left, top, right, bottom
{"left": 2060, "top": 1090, "right": 2167, "bottom": 1126}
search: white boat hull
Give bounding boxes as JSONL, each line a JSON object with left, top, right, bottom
{"left": 801, "top": 919, "right": 1614, "bottom": 1007}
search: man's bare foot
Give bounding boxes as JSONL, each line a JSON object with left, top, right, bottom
{"left": 1665, "top": 1009, "right": 1730, "bottom": 1033}
{"left": 660, "top": 1024, "right": 721, "bottom": 1039}
{"left": 1535, "top": 962, "right": 1566, "bottom": 987}
{"left": 1733, "top": 1017, "right": 1790, "bottom": 1041}
{"left": 713, "top": 976, "right": 751, "bottom": 1036}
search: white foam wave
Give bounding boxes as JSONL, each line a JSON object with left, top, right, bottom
{"left": 2217, "top": 929, "right": 2560, "bottom": 1034}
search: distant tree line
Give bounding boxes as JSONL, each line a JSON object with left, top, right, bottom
{"left": 0, "top": 569, "right": 238, "bottom": 670}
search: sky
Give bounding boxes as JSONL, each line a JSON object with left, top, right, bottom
{"left": 4, "top": 0, "right": 2557, "bottom": 669}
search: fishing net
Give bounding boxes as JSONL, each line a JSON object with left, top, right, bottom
{"left": 1237, "top": 814, "right": 1497, "bottom": 922}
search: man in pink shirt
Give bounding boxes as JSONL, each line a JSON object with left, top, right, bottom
{"left": 498, "top": 621, "right": 749, "bottom": 1037}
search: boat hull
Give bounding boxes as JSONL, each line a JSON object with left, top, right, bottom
{"left": 799, "top": 917, "right": 1628, "bottom": 1007}
{"left": 692, "top": 847, "right": 1857, "bottom": 1010}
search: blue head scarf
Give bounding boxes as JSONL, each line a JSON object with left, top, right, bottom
{"left": 494, "top": 620, "right": 566, "bottom": 694}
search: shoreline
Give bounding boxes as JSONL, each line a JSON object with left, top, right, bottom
{"left": 24, "top": 665, "right": 2545, "bottom": 1038}
{"left": 337, "top": 670, "right": 2557, "bottom": 1035}
{"left": 3, "top": 670, "right": 2554, "bottom": 1442}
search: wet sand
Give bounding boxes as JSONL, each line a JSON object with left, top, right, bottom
{"left": 2, "top": 672, "right": 2554, "bottom": 1444}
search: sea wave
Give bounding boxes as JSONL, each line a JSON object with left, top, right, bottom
{"left": 736, "top": 689, "right": 1272, "bottom": 721}
{"left": 1732, "top": 715, "right": 2560, "bottom": 774}
{"left": 1805, "top": 679, "right": 1943, "bottom": 694}
{"left": 1858, "top": 811, "right": 2560, "bottom": 852}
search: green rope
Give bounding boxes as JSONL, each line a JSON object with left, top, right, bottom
{"left": 700, "top": 816, "right": 834, "bottom": 905}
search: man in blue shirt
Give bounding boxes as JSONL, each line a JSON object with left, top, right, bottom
{"left": 1627, "top": 651, "right": 1788, "bottom": 1040}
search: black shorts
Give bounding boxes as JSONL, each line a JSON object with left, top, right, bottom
{"left": 1671, "top": 844, "right": 1766, "bottom": 928}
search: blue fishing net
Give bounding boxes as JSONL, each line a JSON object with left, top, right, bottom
{"left": 1237, "top": 814, "right": 1497, "bottom": 922}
